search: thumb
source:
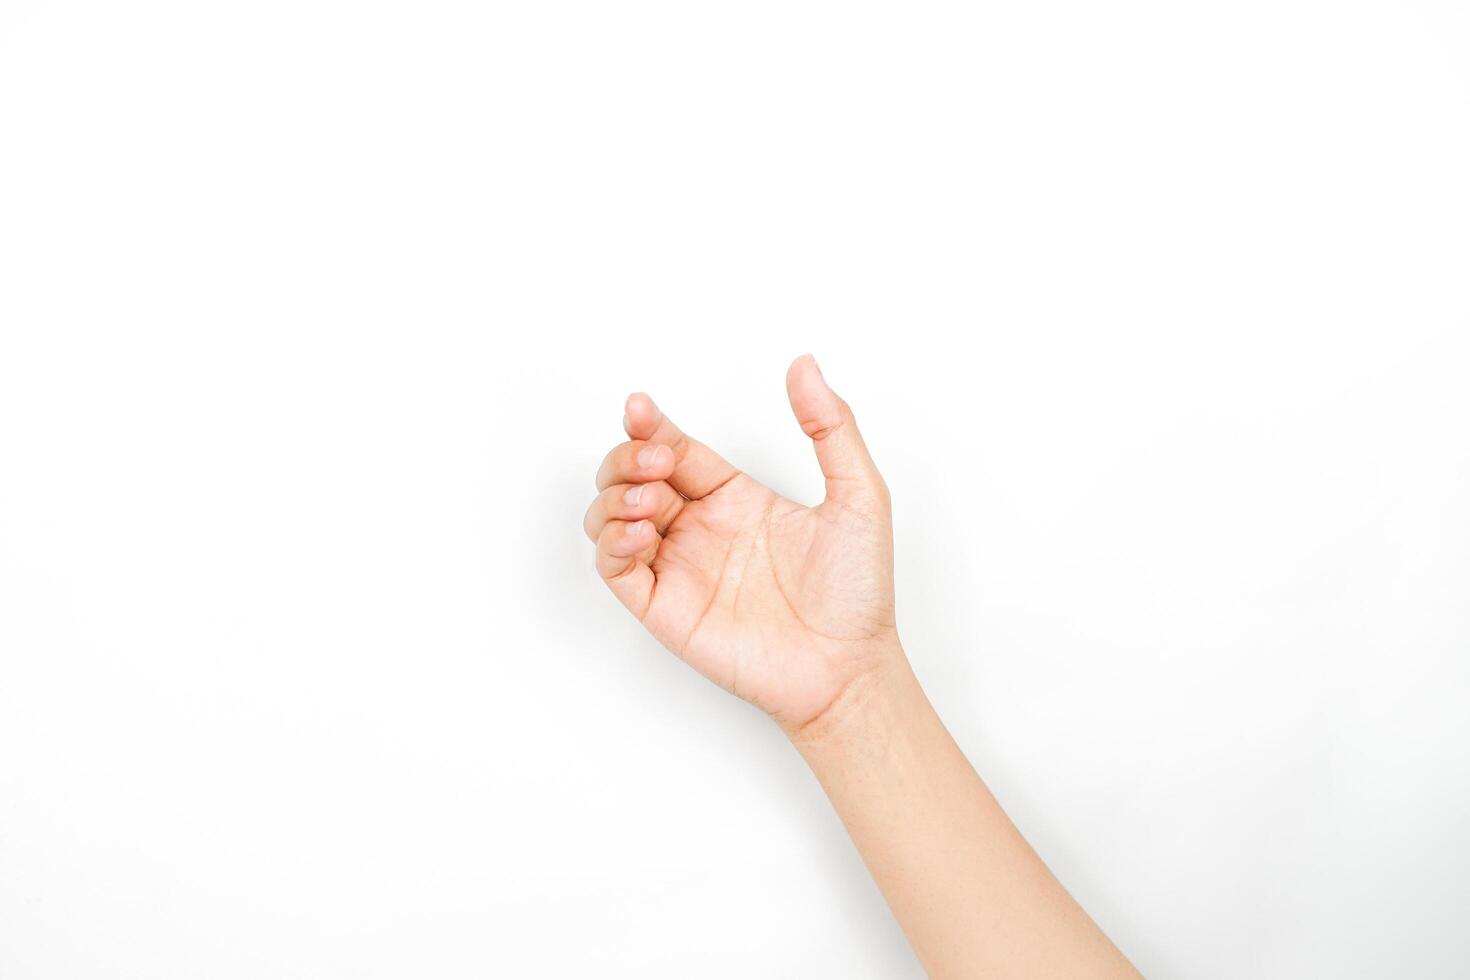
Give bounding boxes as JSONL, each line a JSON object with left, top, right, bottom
{"left": 785, "top": 354, "right": 887, "bottom": 507}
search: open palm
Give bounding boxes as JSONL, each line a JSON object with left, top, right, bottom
{"left": 585, "top": 356, "right": 897, "bottom": 730}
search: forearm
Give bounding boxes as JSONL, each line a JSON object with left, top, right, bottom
{"left": 788, "top": 647, "right": 1139, "bottom": 980}
{"left": 590, "top": 363, "right": 1137, "bottom": 974}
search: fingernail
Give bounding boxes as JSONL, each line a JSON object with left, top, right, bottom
{"left": 623, "top": 485, "right": 644, "bottom": 506}
{"left": 626, "top": 392, "right": 662, "bottom": 421}
{"left": 622, "top": 413, "right": 632, "bottom": 432}
{"left": 637, "top": 445, "right": 666, "bottom": 468}
{"left": 625, "top": 519, "right": 647, "bottom": 537}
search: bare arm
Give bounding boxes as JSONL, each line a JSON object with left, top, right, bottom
{"left": 792, "top": 654, "right": 1138, "bottom": 978}
{"left": 584, "top": 355, "right": 1139, "bottom": 977}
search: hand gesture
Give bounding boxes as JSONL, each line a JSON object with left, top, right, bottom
{"left": 584, "top": 355, "right": 897, "bottom": 731}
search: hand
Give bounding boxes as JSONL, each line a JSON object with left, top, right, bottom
{"left": 585, "top": 357, "right": 1142, "bottom": 979}
{"left": 584, "top": 355, "right": 899, "bottom": 731}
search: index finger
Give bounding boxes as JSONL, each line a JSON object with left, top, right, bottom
{"left": 624, "top": 392, "right": 741, "bottom": 500}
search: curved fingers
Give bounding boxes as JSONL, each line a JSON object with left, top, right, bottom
{"left": 595, "top": 439, "right": 678, "bottom": 491}
{"left": 624, "top": 392, "right": 739, "bottom": 499}
{"left": 583, "top": 479, "right": 684, "bottom": 542}
{"left": 595, "top": 518, "right": 659, "bottom": 618}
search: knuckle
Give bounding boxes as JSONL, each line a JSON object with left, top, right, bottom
{"left": 595, "top": 521, "right": 618, "bottom": 549}
{"left": 802, "top": 415, "right": 844, "bottom": 440}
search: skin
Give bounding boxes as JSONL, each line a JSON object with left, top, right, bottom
{"left": 585, "top": 354, "right": 1142, "bottom": 979}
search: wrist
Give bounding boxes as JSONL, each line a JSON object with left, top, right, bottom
{"left": 783, "top": 640, "right": 920, "bottom": 752}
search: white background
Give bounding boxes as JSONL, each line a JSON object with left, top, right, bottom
{"left": 1, "top": 1, "right": 1467, "bottom": 976}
